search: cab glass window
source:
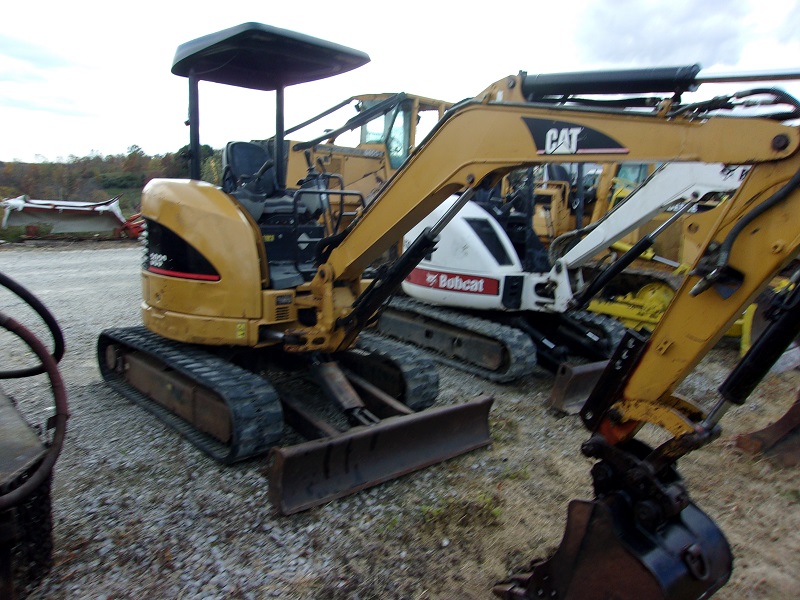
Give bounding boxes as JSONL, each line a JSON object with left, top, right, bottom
{"left": 387, "top": 106, "right": 412, "bottom": 169}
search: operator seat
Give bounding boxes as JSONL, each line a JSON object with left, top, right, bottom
{"left": 221, "top": 141, "right": 320, "bottom": 290}
{"left": 221, "top": 141, "right": 276, "bottom": 196}
{"left": 546, "top": 164, "right": 571, "bottom": 184}
{"left": 223, "top": 141, "right": 297, "bottom": 223}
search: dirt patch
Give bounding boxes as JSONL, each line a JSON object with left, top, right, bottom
{"left": 3, "top": 244, "right": 799, "bottom": 599}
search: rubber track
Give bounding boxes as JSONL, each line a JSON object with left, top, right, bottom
{"left": 352, "top": 331, "right": 440, "bottom": 411}
{"left": 569, "top": 309, "right": 629, "bottom": 356}
{"left": 98, "top": 327, "right": 283, "bottom": 464}
{"left": 378, "top": 297, "right": 538, "bottom": 383}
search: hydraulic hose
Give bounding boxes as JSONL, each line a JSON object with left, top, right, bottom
{"left": 0, "top": 271, "right": 65, "bottom": 378}
{"left": 717, "top": 166, "right": 800, "bottom": 270}
{"left": 0, "top": 311, "right": 69, "bottom": 511}
{"left": 690, "top": 165, "right": 800, "bottom": 297}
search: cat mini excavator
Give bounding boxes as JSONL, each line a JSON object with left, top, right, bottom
{"left": 98, "top": 23, "right": 800, "bottom": 564}
{"left": 97, "top": 23, "right": 488, "bottom": 516}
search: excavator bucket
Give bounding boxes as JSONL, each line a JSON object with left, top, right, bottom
{"left": 736, "top": 391, "right": 800, "bottom": 467}
{"left": 494, "top": 494, "right": 732, "bottom": 600}
{"left": 734, "top": 286, "right": 800, "bottom": 466}
{"left": 547, "top": 360, "right": 608, "bottom": 414}
{"left": 269, "top": 395, "right": 493, "bottom": 514}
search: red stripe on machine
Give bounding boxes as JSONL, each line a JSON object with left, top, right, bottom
{"left": 406, "top": 268, "right": 499, "bottom": 295}
{"left": 148, "top": 266, "right": 220, "bottom": 281}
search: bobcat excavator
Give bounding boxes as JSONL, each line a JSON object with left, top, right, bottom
{"left": 375, "top": 161, "right": 747, "bottom": 382}
{"left": 97, "top": 24, "right": 800, "bottom": 597}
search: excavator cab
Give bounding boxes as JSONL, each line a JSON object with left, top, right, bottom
{"left": 171, "top": 23, "right": 372, "bottom": 288}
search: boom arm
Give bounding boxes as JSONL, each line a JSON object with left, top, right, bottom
{"left": 556, "top": 162, "right": 748, "bottom": 268}
{"left": 286, "top": 78, "right": 800, "bottom": 356}
{"left": 325, "top": 101, "right": 797, "bottom": 282}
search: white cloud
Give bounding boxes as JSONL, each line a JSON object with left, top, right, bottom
{"left": 1, "top": 0, "right": 798, "bottom": 162}
{"left": 576, "top": 0, "right": 750, "bottom": 67}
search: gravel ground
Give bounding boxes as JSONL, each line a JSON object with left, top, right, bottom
{"left": 1, "top": 240, "right": 798, "bottom": 599}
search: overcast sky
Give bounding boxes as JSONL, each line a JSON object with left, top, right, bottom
{"left": 2, "top": 0, "right": 799, "bottom": 163}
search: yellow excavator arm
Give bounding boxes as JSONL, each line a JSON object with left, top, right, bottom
{"left": 607, "top": 161, "right": 800, "bottom": 439}
{"left": 462, "top": 75, "right": 800, "bottom": 600}
{"left": 495, "top": 161, "right": 800, "bottom": 599}
{"left": 288, "top": 79, "right": 799, "bottom": 361}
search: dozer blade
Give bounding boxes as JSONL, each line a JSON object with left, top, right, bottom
{"left": 494, "top": 495, "right": 732, "bottom": 600}
{"left": 736, "top": 391, "right": 800, "bottom": 467}
{"left": 547, "top": 360, "right": 607, "bottom": 415}
{"left": 268, "top": 395, "right": 493, "bottom": 515}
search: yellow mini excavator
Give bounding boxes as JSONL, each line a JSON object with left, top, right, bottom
{"left": 98, "top": 23, "right": 490, "bottom": 517}
{"left": 99, "top": 23, "right": 800, "bottom": 598}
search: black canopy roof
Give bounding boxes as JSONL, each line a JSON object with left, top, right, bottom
{"left": 171, "top": 22, "right": 370, "bottom": 90}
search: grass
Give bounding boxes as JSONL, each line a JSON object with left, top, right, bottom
{"left": 0, "top": 225, "right": 29, "bottom": 243}
{"left": 489, "top": 416, "right": 520, "bottom": 444}
{"left": 500, "top": 465, "right": 530, "bottom": 481}
{"left": 779, "top": 488, "right": 800, "bottom": 504}
{"left": 376, "top": 514, "right": 401, "bottom": 535}
{"left": 421, "top": 492, "right": 503, "bottom": 529}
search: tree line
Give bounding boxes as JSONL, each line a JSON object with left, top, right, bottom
{"left": 0, "top": 144, "right": 219, "bottom": 214}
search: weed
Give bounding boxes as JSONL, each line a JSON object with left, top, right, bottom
{"left": 779, "top": 488, "right": 800, "bottom": 504}
{"left": 420, "top": 492, "right": 503, "bottom": 529}
{"left": 500, "top": 465, "right": 530, "bottom": 480}
{"left": 420, "top": 503, "right": 445, "bottom": 521}
{"left": 0, "top": 226, "right": 27, "bottom": 243}
{"left": 376, "top": 514, "right": 401, "bottom": 535}
{"left": 490, "top": 417, "right": 519, "bottom": 444}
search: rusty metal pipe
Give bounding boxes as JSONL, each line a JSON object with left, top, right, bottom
{"left": 0, "top": 313, "right": 68, "bottom": 511}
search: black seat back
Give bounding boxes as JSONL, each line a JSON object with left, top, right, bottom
{"left": 545, "top": 164, "right": 571, "bottom": 184}
{"left": 222, "top": 141, "right": 276, "bottom": 196}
